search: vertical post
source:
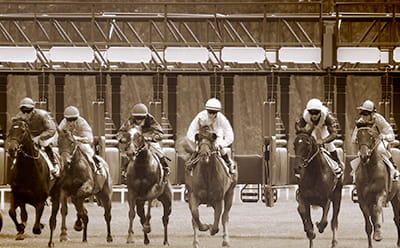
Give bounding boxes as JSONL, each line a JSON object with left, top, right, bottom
{"left": 280, "top": 75, "right": 290, "bottom": 136}
{"left": 54, "top": 74, "right": 65, "bottom": 124}
{"left": 167, "top": 74, "right": 177, "bottom": 138}
{"left": 0, "top": 74, "right": 7, "bottom": 140}
{"left": 150, "top": 73, "right": 164, "bottom": 122}
{"left": 324, "top": 73, "right": 335, "bottom": 110}
{"left": 322, "top": 20, "right": 336, "bottom": 69}
{"left": 111, "top": 74, "right": 121, "bottom": 130}
{"left": 393, "top": 77, "right": 400, "bottom": 131}
{"left": 96, "top": 73, "right": 107, "bottom": 108}
{"left": 38, "top": 72, "right": 49, "bottom": 110}
{"left": 223, "top": 75, "right": 234, "bottom": 125}
{"left": 210, "top": 73, "right": 222, "bottom": 99}
{"left": 336, "top": 75, "right": 346, "bottom": 139}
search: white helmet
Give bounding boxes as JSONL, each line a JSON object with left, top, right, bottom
{"left": 205, "top": 98, "right": 222, "bottom": 111}
{"left": 64, "top": 106, "right": 80, "bottom": 118}
{"left": 19, "top": 97, "right": 35, "bottom": 109}
{"left": 357, "top": 100, "right": 375, "bottom": 112}
{"left": 306, "top": 98, "right": 323, "bottom": 111}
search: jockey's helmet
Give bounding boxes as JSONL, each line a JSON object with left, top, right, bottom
{"left": 19, "top": 97, "right": 35, "bottom": 109}
{"left": 357, "top": 100, "right": 375, "bottom": 113}
{"left": 205, "top": 98, "right": 222, "bottom": 111}
{"left": 64, "top": 106, "right": 80, "bottom": 118}
{"left": 132, "top": 103, "right": 148, "bottom": 117}
{"left": 306, "top": 98, "right": 323, "bottom": 111}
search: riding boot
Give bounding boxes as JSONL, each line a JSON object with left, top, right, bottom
{"left": 44, "top": 146, "right": 60, "bottom": 178}
{"left": 330, "top": 151, "right": 343, "bottom": 177}
{"left": 120, "top": 159, "right": 128, "bottom": 184}
{"left": 221, "top": 154, "right": 235, "bottom": 174}
{"left": 160, "top": 157, "right": 170, "bottom": 176}
{"left": 294, "top": 166, "right": 301, "bottom": 179}
{"left": 92, "top": 155, "right": 102, "bottom": 174}
{"left": 389, "top": 157, "right": 400, "bottom": 180}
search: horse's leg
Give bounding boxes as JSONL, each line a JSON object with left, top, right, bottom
{"left": 211, "top": 201, "right": 222, "bottom": 236}
{"left": 188, "top": 194, "right": 209, "bottom": 232}
{"left": 136, "top": 199, "right": 150, "bottom": 245}
{"left": 359, "top": 202, "right": 373, "bottom": 248}
{"left": 158, "top": 185, "right": 172, "bottom": 246}
{"left": 297, "top": 197, "right": 315, "bottom": 248}
{"left": 9, "top": 198, "right": 25, "bottom": 240}
{"left": 127, "top": 192, "right": 136, "bottom": 244}
{"left": 372, "top": 193, "right": 386, "bottom": 242}
{"left": 191, "top": 216, "right": 200, "bottom": 248}
{"left": 48, "top": 192, "right": 60, "bottom": 248}
{"left": 390, "top": 192, "right": 400, "bottom": 247}
{"left": 60, "top": 191, "right": 68, "bottom": 241}
{"left": 96, "top": 189, "right": 113, "bottom": 243}
{"left": 32, "top": 202, "right": 45, "bottom": 235}
{"left": 330, "top": 187, "right": 342, "bottom": 248}
{"left": 71, "top": 197, "right": 89, "bottom": 242}
{"left": 221, "top": 186, "right": 235, "bottom": 247}
{"left": 316, "top": 200, "right": 331, "bottom": 233}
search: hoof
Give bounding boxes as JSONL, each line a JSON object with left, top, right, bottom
{"left": 48, "top": 241, "right": 54, "bottom": 248}
{"left": 17, "top": 223, "right": 25, "bottom": 233}
{"left": 163, "top": 240, "right": 169, "bottom": 246}
{"left": 316, "top": 221, "right": 327, "bottom": 233}
{"left": 144, "top": 238, "right": 150, "bottom": 245}
{"left": 60, "top": 233, "right": 68, "bottom": 242}
{"left": 222, "top": 240, "right": 230, "bottom": 247}
{"left": 74, "top": 220, "right": 83, "bottom": 232}
{"left": 331, "top": 239, "right": 338, "bottom": 248}
{"left": 373, "top": 230, "right": 383, "bottom": 241}
{"left": 16, "top": 233, "right": 24, "bottom": 240}
{"left": 210, "top": 227, "right": 219, "bottom": 236}
{"left": 107, "top": 235, "right": 113, "bottom": 243}
{"left": 143, "top": 224, "right": 151, "bottom": 234}
{"left": 198, "top": 224, "right": 209, "bottom": 232}
{"left": 127, "top": 235, "right": 134, "bottom": 244}
{"left": 33, "top": 227, "right": 42, "bottom": 235}
{"left": 307, "top": 230, "right": 316, "bottom": 240}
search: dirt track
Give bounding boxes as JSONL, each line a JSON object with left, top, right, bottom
{"left": 0, "top": 189, "right": 398, "bottom": 248}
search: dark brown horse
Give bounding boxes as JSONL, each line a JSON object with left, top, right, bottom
{"left": 57, "top": 128, "right": 113, "bottom": 243}
{"left": 6, "top": 118, "right": 61, "bottom": 247}
{"left": 185, "top": 124, "right": 237, "bottom": 248}
{"left": 354, "top": 123, "right": 400, "bottom": 248}
{"left": 121, "top": 124, "right": 172, "bottom": 245}
{"left": 294, "top": 132, "right": 342, "bottom": 248}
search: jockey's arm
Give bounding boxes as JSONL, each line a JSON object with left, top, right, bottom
{"left": 295, "top": 117, "right": 311, "bottom": 134}
{"left": 322, "top": 114, "right": 338, "bottom": 144}
{"left": 375, "top": 114, "right": 395, "bottom": 142}
{"left": 187, "top": 114, "right": 201, "bottom": 143}
{"left": 218, "top": 114, "right": 234, "bottom": 147}
{"left": 39, "top": 112, "right": 57, "bottom": 141}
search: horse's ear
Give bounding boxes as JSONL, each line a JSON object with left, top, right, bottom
{"left": 356, "top": 120, "right": 374, "bottom": 128}
{"left": 211, "top": 133, "right": 217, "bottom": 141}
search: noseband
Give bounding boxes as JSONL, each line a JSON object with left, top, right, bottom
{"left": 7, "top": 121, "right": 40, "bottom": 161}
{"left": 295, "top": 134, "right": 319, "bottom": 167}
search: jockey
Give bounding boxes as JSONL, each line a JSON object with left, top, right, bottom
{"left": 118, "top": 103, "right": 170, "bottom": 180}
{"left": 186, "top": 98, "right": 236, "bottom": 174}
{"left": 58, "top": 106, "right": 101, "bottom": 174}
{"left": 351, "top": 99, "right": 399, "bottom": 180}
{"left": 295, "top": 98, "right": 343, "bottom": 178}
{"left": 15, "top": 97, "right": 60, "bottom": 178}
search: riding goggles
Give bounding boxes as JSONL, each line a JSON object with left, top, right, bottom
{"left": 20, "top": 107, "right": 33, "bottom": 114}
{"left": 360, "top": 110, "right": 371, "bottom": 116}
{"left": 66, "top": 117, "right": 78, "bottom": 122}
{"left": 207, "top": 110, "right": 218, "bottom": 115}
{"left": 308, "top": 110, "right": 320, "bottom": 115}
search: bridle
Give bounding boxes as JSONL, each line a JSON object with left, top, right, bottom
{"left": 295, "top": 133, "right": 320, "bottom": 167}
{"left": 7, "top": 120, "right": 40, "bottom": 162}
{"left": 356, "top": 124, "right": 380, "bottom": 161}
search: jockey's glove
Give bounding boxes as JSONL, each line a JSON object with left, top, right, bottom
{"left": 153, "top": 134, "right": 162, "bottom": 142}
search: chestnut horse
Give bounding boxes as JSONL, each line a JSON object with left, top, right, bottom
{"left": 121, "top": 124, "right": 172, "bottom": 245}
{"left": 6, "top": 118, "right": 61, "bottom": 247}
{"left": 57, "top": 128, "right": 113, "bottom": 243}
{"left": 354, "top": 123, "right": 400, "bottom": 248}
{"left": 294, "top": 132, "right": 342, "bottom": 248}
{"left": 185, "top": 124, "right": 238, "bottom": 248}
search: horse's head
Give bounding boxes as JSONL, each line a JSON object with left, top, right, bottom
{"left": 293, "top": 132, "right": 317, "bottom": 166}
{"left": 57, "top": 128, "right": 77, "bottom": 165}
{"left": 7, "top": 118, "right": 32, "bottom": 158}
{"left": 196, "top": 124, "right": 217, "bottom": 163}
{"left": 355, "top": 121, "right": 379, "bottom": 163}
{"left": 127, "top": 124, "right": 146, "bottom": 157}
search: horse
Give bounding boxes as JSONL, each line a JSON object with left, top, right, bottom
{"left": 354, "top": 122, "right": 400, "bottom": 248}
{"left": 185, "top": 124, "right": 238, "bottom": 248}
{"left": 120, "top": 124, "right": 172, "bottom": 245}
{"left": 6, "top": 118, "right": 61, "bottom": 247}
{"left": 57, "top": 128, "right": 113, "bottom": 243}
{"left": 293, "top": 132, "right": 343, "bottom": 248}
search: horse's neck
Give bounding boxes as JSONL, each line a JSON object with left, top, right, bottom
{"left": 134, "top": 148, "right": 151, "bottom": 168}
